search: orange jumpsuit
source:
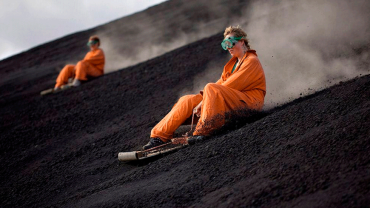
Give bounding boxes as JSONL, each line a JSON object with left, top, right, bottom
{"left": 55, "top": 48, "right": 105, "bottom": 88}
{"left": 151, "top": 50, "right": 266, "bottom": 142}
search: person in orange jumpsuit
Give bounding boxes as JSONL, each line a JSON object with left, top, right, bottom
{"left": 54, "top": 35, "right": 105, "bottom": 90}
{"left": 143, "top": 26, "right": 266, "bottom": 150}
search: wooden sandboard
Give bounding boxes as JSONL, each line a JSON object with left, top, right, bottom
{"left": 117, "top": 136, "right": 203, "bottom": 161}
{"left": 40, "top": 85, "right": 72, "bottom": 96}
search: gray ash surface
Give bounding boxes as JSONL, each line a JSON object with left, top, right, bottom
{"left": 1, "top": 1, "right": 370, "bottom": 207}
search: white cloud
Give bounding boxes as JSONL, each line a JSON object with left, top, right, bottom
{"left": 0, "top": 0, "right": 167, "bottom": 60}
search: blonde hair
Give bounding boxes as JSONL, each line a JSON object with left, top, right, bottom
{"left": 89, "top": 35, "right": 100, "bottom": 46}
{"left": 224, "top": 25, "right": 250, "bottom": 49}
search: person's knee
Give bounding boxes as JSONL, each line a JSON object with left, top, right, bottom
{"left": 178, "top": 95, "right": 193, "bottom": 104}
{"left": 76, "top": 61, "right": 87, "bottom": 72}
{"left": 61, "top": 64, "right": 74, "bottom": 72}
{"left": 177, "top": 94, "right": 202, "bottom": 108}
{"left": 204, "top": 83, "right": 221, "bottom": 94}
{"left": 76, "top": 61, "right": 85, "bottom": 67}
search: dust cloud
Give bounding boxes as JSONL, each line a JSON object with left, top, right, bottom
{"left": 99, "top": 29, "right": 220, "bottom": 74}
{"left": 243, "top": 0, "right": 370, "bottom": 108}
{"left": 96, "top": 0, "right": 234, "bottom": 74}
{"left": 99, "top": 0, "right": 369, "bottom": 110}
{"left": 177, "top": 55, "right": 229, "bottom": 98}
{"left": 177, "top": 0, "right": 370, "bottom": 110}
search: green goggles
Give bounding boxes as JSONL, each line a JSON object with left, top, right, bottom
{"left": 221, "top": 36, "right": 243, "bottom": 50}
{"left": 87, "top": 40, "right": 98, "bottom": 46}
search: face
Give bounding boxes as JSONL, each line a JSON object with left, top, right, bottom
{"left": 88, "top": 39, "right": 99, "bottom": 50}
{"left": 224, "top": 33, "right": 244, "bottom": 58}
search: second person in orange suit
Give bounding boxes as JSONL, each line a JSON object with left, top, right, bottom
{"left": 143, "top": 26, "right": 266, "bottom": 150}
{"left": 54, "top": 35, "right": 105, "bottom": 90}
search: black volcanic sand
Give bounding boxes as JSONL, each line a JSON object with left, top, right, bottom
{"left": 1, "top": 35, "right": 370, "bottom": 208}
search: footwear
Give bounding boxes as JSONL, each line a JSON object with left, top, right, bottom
{"left": 142, "top": 138, "right": 166, "bottom": 150}
{"left": 71, "top": 79, "right": 81, "bottom": 87}
{"left": 187, "top": 135, "right": 206, "bottom": 145}
{"left": 53, "top": 87, "right": 62, "bottom": 92}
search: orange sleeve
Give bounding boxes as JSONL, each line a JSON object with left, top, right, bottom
{"left": 221, "top": 56, "right": 266, "bottom": 93}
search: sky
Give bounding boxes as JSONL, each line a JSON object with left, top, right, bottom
{"left": 0, "top": 0, "right": 167, "bottom": 60}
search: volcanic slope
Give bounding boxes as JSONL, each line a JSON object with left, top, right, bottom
{"left": 1, "top": 29, "right": 370, "bottom": 207}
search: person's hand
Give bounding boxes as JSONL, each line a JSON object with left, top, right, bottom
{"left": 194, "top": 101, "right": 202, "bottom": 117}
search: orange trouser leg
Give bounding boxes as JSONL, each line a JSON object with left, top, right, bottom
{"left": 55, "top": 65, "right": 75, "bottom": 88}
{"left": 151, "top": 94, "right": 203, "bottom": 142}
{"left": 193, "top": 83, "right": 252, "bottom": 136}
{"left": 75, "top": 60, "right": 103, "bottom": 81}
